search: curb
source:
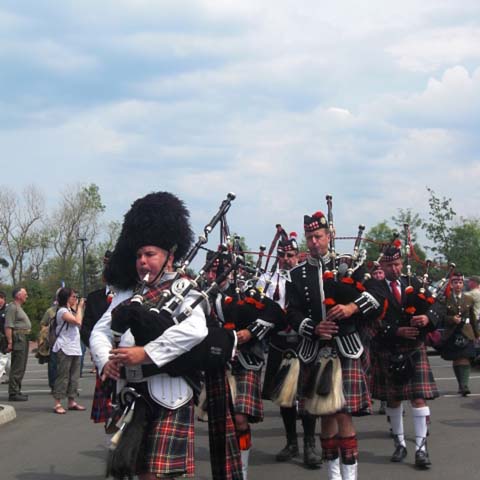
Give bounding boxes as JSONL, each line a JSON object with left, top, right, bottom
{"left": 0, "top": 404, "right": 16, "bottom": 426}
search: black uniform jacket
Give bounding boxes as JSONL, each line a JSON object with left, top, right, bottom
{"left": 367, "top": 275, "right": 438, "bottom": 350}
{"left": 81, "top": 287, "right": 110, "bottom": 346}
{"left": 286, "top": 256, "right": 371, "bottom": 335}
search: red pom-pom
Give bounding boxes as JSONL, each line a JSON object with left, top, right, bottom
{"left": 313, "top": 211, "right": 325, "bottom": 219}
{"left": 324, "top": 298, "right": 336, "bottom": 306}
{"left": 405, "top": 306, "right": 416, "bottom": 315}
{"left": 341, "top": 277, "right": 354, "bottom": 285}
{"left": 393, "top": 239, "right": 402, "bottom": 248}
{"left": 355, "top": 282, "right": 366, "bottom": 292}
{"left": 225, "top": 296, "right": 233, "bottom": 305}
{"left": 323, "top": 271, "right": 334, "bottom": 280}
{"left": 405, "top": 285, "right": 414, "bottom": 294}
{"left": 289, "top": 231, "right": 298, "bottom": 238}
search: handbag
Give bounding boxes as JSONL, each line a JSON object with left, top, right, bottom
{"left": 446, "top": 331, "right": 469, "bottom": 350}
{"left": 388, "top": 351, "right": 416, "bottom": 384}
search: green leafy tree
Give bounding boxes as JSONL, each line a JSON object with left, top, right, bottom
{"left": 444, "top": 219, "right": 480, "bottom": 276}
{"left": 422, "top": 187, "right": 456, "bottom": 261}
{"left": 364, "top": 221, "right": 395, "bottom": 263}
{"left": 391, "top": 208, "right": 423, "bottom": 244}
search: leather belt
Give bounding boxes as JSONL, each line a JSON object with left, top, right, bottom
{"left": 120, "top": 364, "right": 162, "bottom": 381}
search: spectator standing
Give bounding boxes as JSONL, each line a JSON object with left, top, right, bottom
{"left": 0, "top": 291, "right": 10, "bottom": 383}
{"left": 39, "top": 289, "right": 61, "bottom": 390}
{"left": 52, "top": 287, "right": 86, "bottom": 414}
{"left": 5, "top": 287, "right": 31, "bottom": 401}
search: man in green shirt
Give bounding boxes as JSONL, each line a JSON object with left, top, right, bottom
{"left": 5, "top": 286, "right": 31, "bottom": 401}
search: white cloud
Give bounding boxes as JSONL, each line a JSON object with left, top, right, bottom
{"left": 387, "top": 27, "right": 480, "bottom": 73}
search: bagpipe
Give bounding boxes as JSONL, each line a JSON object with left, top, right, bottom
{"left": 321, "top": 195, "right": 370, "bottom": 357}
{"left": 212, "top": 234, "right": 288, "bottom": 364}
{"left": 401, "top": 223, "right": 435, "bottom": 320}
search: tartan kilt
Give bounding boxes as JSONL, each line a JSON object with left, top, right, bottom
{"left": 298, "top": 354, "right": 372, "bottom": 416}
{"left": 205, "top": 368, "right": 243, "bottom": 480}
{"left": 139, "top": 400, "right": 195, "bottom": 478}
{"left": 370, "top": 344, "right": 439, "bottom": 402}
{"left": 90, "top": 373, "right": 112, "bottom": 424}
{"left": 231, "top": 362, "right": 264, "bottom": 423}
{"left": 340, "top": 354, "right": 372, "bottom": 416}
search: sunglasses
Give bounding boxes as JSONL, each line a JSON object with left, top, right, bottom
{"left": 278, "top": 252, "right": 296, "bottom": 258}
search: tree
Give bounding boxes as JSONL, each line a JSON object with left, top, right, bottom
{"left": 422, "top": 187, "right": 456, "bottom": 261}
{"left": 444, "top": 219, "right": 480, "bottom": 275}
{"left": 391, "top": 208, "right": 423, "bottom": 244}
{"left": 0, "top": 185, "right": 46, "bottom": 284}
{"left": 48, "top": 183, "right": 105, "bottom": 289}
{"left": 364, "top": 221, "right": 395, "bottom": 264}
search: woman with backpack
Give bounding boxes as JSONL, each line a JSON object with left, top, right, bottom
{"left": 52, "top": 287, "right": 86, "bottom": 414}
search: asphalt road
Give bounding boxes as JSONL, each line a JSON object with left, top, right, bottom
{"left": 0, "top": 351, "right": 479, "bottom": 479}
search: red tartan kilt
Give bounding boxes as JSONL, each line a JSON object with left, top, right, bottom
{"left": 140, "top": 400, "right": 195, "bottom": 477}
{"left": 232, "top": 364, "right": 264, "bottom": 423}
{"left": 90, "top": 373, "right": 113, "bottom": 424}
{"left": 370, "top": 344, "right": 439, "bottom": 402}
{"left": 340, "top": 355, "right": 372, "bottom": 415}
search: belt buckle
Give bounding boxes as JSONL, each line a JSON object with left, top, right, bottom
{"left": 125, "top": 365, "right": 144, "bottom": 382}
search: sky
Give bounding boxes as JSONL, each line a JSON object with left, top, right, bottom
{"left": 1, "top": 0, "right": 479, "bottom": 259}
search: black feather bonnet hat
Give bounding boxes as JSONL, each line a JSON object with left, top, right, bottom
{"left": 105, "top": 191, "right": 194, "bottom": 290}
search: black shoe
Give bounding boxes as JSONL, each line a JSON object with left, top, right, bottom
{"left": 415, "top": 449, "right": 431, "bottom": 469}
{"left": 8, "top": 393, "right": 29, "bottom": 401}
{"left": 390, "top": 445, "right": 407, "bottom": 462}
{"left": 275, "top": 443, "right": 300, "bottom": 462}
{"left": 461, "top": 386, "right": 471, "bottom": 397}
{"left": 303, "top": 437, "right": 322, "bottom": 469}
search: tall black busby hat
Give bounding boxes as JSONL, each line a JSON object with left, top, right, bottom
{"left": 104, "top": 191, "right": 194, "bottom": 290}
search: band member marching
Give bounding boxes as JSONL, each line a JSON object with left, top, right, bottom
{"left": 90, "top": 191, "right": 210, "bottom": 480}
{"left": 259, "top": 233, "right": 322, "bottom": 468}
{"left": 367, "top": 240, "right": 439, "bottom": 470}
{"left": 210, "top": 249, "right": 287, "bottom": 479}
{"left": 286, "top": 208, "right": 379, "bottom": 480}
{"left": 438, "top": 271, "right": 479, "bottom": 396}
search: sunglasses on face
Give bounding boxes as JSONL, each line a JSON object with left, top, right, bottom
{"left": 278, "top": 252, "right": 296, "bottom": 258}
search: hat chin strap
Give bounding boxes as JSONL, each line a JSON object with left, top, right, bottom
{"left": 147, "top": 249, "right": 174, "bottom": 286}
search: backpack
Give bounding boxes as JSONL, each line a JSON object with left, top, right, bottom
{"left": 36, "top": 307, "right": 66, "bottom": 364}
